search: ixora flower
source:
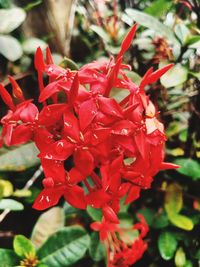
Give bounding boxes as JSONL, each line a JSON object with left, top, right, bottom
{"left": 0, "top": 24, "right": 179, "bottom": 266}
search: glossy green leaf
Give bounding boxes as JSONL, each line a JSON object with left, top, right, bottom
{"left": 13, "top": 189, "right": 32, "bottom": 198}
{"left": 0, "top": 199, "right": 24, "bottom": 211}
{"left": 174, "top": 158, "right": 200, "bottom": 180}
{"left": 38, "top": 226, "right": 90, "bottom": 267}
{"left": 87, "top": 206, "right": 102, "bottom": 221}
{"left": 175, "top": 247, "right": 186, "bottom": 267}
{"left": 137, "top": 208, "right": 155, "bottom": 226}
{"left": 0, "top": 179, "right": 13, "bottom": 197}
{"left": 168, "top": 213, "right": 194, "bottom": 231}
{"left": 152, "top": 212, "right": 169, "bottom": 229}
{"left": 0, "top": 8, "right": 26, "bottom": 34}
{"left": 145, "top": 0, "right": 172, "bottom": 17}
{"left": 165, "top": 183, "right": 183, "bottom": 215}
{"left": 160, "top": 63, "right": 188, "bottom": 88}
{"left": 0, "top": 143, "right": 39, "bottom": 171}
{"left": 31, "top": 207, "right": 65, "bottom": 248}
{"left": 13, "top": 235, "right": 36, "bottom": 258}
{"left": 0, "top": 35, "right": 22, "bottom": 61}
{"left": 158, "top": 231, "right": 178, "bottom": 260}
{"left": 89, "top": 232, "right": 105, "bottom": 262}
{"left": 125, "top": 8, "right": 180, "bottom": 57}
{"left": 0, "top": 249, "right": 19, "bottom": 267}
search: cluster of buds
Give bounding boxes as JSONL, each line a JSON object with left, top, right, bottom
{"left": 0, "top": 25, "right": 178, "bottom": 266}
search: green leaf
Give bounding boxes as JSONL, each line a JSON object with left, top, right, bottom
{"left": 168, "top": 214, "right": 194, "bottom": 231}
{"left": 23, "top": 38, "right": 47, "bottom": 54}
{"left": 24, "top": 0, "right": 42, "bottom": 12}
{"left": 87, "top": 206, "right": 102, "bottom": 221}
{"left": 118, "top": 212, "right": 133, "bottom": 228}
{"left": 38, "top": 226, "right": 90, "bottom": 267}
{"left": 165, "top": 183, "right": 183, "bottom": 215}
{"left": 189, "top": 40, "right": 200, "bottom": 49}
{"left": 89, "top": 232, "right": 105, "bottom": 262}
{"left": 0, "top": 199, "right": 24, "bottom": 211}
{"left": 125, "top": 8, "right": 180, "bottom": 57}
{"left": 0, "top": 143, "right": 40, "bottom": 171}
{"left": 174, "top": 158, "right": 200, "bottom": 180}
{"left": 145, "top": 0, "right": 172, "bottom": 17}
{"left": 0, "top": 35, "right": 22, "bottom": 61}
{"left": 60, "top": 57, "right": 79, "bottom": 70}
{"left": 158, "top": 231, "right": 178, "bottom": 260}
{"left": 90, "top": 25, "right": 111, "bottom": 43}
{"left": 174, "top": 24, "right": 190, "bottom": 45}
{"left": 31, "top": 207, "right": 65, "bottom": 248}
{"left": 0, "top": 179, "right": 13, "bottom": 197}
{"left": 13, "top": 189, "right": 32, "bottom": 198}
{"left": 152, "top": 212, "right": 169, "bottom": 229}
{"left": 137, "top": 208, "right": 155, "bottom": 226}
{"left": 0, "top": 8, "right": 26, "bottom": 34}
{"left": 13, "top": 235, "right": 36, "bottom": 258}
{"left": 0, "top": 249, "right": 19, "bottom": 267}
{"left": 160, "top": 63, "right": 188, "bottom": 88}
{"left": 175, "top": 247, "right": 186, "bottom": 267}
{"left": 189, "top": 71, "right": 200, "bottom": 80}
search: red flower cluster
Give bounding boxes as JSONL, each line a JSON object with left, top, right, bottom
{"left": 91, "top": 214, "right": 149, "bottom": 267}
{"left": 0, "top": 25, "right": 178, "bottom": 266}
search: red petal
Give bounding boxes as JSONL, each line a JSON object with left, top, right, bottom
{"left": 39, "top": 140, "right": 74, "bottom": 160}
{"left": 33, "top": 187, "right": 63, "bottom": 210}
{"left": 160, "top": 162, "right": 180, "bottom": 170}
{"left": 74, "top": 149, "right": 94, "bottom": 176}
{"left": 104, "top": 57, "right": 122, "bottom": 97}
{"left": 41, "top": 159, "right": 66, "bottom": 183}
{"left": 38, "top": 104, "right": 68, "bottom": 126}
{"left": 11, "top": 124, "right": 32, "bottom": 145}
{"left": 139, "top": 67, "right": 153, "bottom": 90}
{"left": 63, "top": 111, "right": 80, "bottom": 142}
{"left": 147, "top": 64, "right": 174, "bottom": 84}
{"left": 125, "top": 185, "right": 141, "bottom": 204}
{"left": 46, "top": 46, "right": 53, "bottom": 64}
{"left": 0, "top": 84, "right": 15, "bottom": 110}
{"left": 64, "top": 185, "right": 86, "bottom": 209}
{"left": 102, "top": 205, "right": 119, "bottom": 223}
{"left": 68, "top": 167, "right": 85, "bottom": 184}
{"left": 134, "top": 130, "right": 149, "bottom": 159}
{"left": 20, "top": 103, "right": 38, "bottom": 122}
{"left": 8, "top": 76, "right": 25, "bottom": 102}
{"left": 117, "top": 24, "right": 137, "bottom": 60}
{"left": 39, "top": 81, "right": 61, "bottom": 102}
{"left": 79, "top": 99, "right": 97, "bottom": 131}
{"left": 68, "top": 73, "right": 79, "bottom": 105}
{"left": 34, "top": 47, "right": 45, "bottom": 72}
{"left": 98, "top": 97, "right": 123, "bottom": 118}
{"left": 90, "top": 222, "right": 101, "bottom": 231}
{"left": 86, "top": 189, "right": 111, "bottom": 208}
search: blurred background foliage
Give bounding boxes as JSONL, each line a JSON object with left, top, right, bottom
{"left": 0, "top": 0, "right": 199, "bottom": 267}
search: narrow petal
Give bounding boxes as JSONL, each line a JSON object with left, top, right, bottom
{"left": 68, "top": 72, "right": 79, "bottom": 105}
{"left": 8, "top": 76, "right": 25, "bottom": 102}
{"left": 117, "top": 24, "right": 137, "bottom": 60}
{"left": 0, "top": 84, "right": 15, "bottom": 110}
